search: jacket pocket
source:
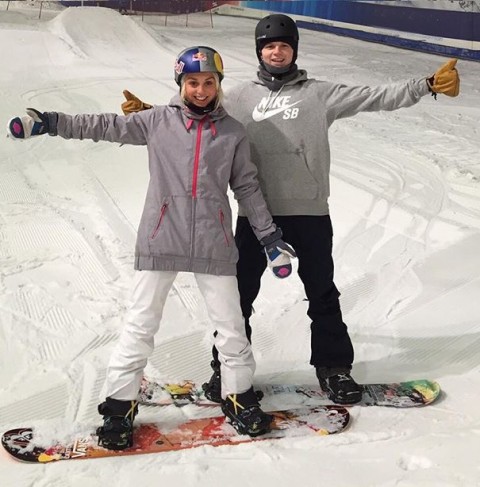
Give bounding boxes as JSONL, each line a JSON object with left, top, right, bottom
{"left": 219, "top": 209, "right": 231, "bottom": 247}
{"left": 145, "top": 196, "right": 191, "bottom": 258}
{"left": 150, "top": 203, "right": 169, "bottom": 240}
{"left": 193, "top": 198, "right": 238, "bottom": 264}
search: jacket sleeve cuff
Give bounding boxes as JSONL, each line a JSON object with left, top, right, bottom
{"left": 415, "top": 77, "right": 431, "bottom": 98}
{"left": 46, "top": 112, "right": 59, "bottom": 136}
{"left": 259, "top": 227, "right": 282, "bottom": 247}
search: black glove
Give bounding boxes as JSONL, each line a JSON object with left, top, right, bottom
{"left": 8, "top": 108, "right": 57, "bottom": 139}
{"left": 260, "top": 228, "right": 296, "bottom": 279}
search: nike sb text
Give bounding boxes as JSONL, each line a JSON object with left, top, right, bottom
{"left": 252, "top": 96, "right": 302, "bottom": 122}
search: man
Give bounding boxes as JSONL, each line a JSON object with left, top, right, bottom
{"left": 121, "top": 15, "right": 459, "bottom": 404}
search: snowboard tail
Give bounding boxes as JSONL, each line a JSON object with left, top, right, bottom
{"left": 1, "top": 405, "right": 349, "bottom": 463}
{"left": 139, "top": 378, "right": 441, "bottom": 408}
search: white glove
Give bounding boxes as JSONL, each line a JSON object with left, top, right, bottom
{"left": 7, "top": 108, "right": 50, "bottom": 139}
{"left": 260, "top": 228, "right": 296, "bottom": 279}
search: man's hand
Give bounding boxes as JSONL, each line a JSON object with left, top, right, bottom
{"left": 121, "top": 90, "right": 153, "bottom": 115}
{"left": 427, "top": 59, "right": 460, "bottom": 97}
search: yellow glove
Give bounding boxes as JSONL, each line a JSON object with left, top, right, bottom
{"left": 121, "top": 90, "right": 153, "bottom": 115}
{"left": 427, "top": 59, "right": 460, "bottom": 97}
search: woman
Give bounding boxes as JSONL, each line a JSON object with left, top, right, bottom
{"left": 8, "top": 46, "right": 296, "bottom": 450}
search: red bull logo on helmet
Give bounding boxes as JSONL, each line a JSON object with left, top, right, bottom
{"left": 192, "top": 52, "right": 208, "bottom": 62}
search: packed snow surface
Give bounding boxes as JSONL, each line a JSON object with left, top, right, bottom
{"left": 1, "top": 4, "right": 479, "bottom": 486}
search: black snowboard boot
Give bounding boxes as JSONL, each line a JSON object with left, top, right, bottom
{"left": 222, "top": 387, "right": 272, "bottom": 437}
{"left": 316, "top": 367, "right": 363, "bottom": 404}
{"left": 96, "top": 397, "right": 138, "bottom": 450}
{"left": 202, "top": 360, "right": 222, "bottom": 403}
{"left": 202, "top": 360, "right": 264, "bottom": 404}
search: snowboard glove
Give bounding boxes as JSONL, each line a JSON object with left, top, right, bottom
{"left": 426, "top": 58, "right": 460, "bottom": 98}
{"left": 121, "top": 89, "right": 153, "bottom": 115}
{"left": 260, "top": 228, "right": 296, "bottom": 279}
{"left": 8, "top": 108, "right": 58, "bottom": 139}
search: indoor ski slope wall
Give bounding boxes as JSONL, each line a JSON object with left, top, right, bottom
{"left": 212, "top": 1, "right": 480, "bottom": 61}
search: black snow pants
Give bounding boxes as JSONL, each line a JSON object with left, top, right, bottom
{"left": 212, "top": 215, "right": 354, "bottom": 369}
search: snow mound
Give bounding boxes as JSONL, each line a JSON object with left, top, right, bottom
{"left": 47, "top": 7, "right": 168, "bottom": 70}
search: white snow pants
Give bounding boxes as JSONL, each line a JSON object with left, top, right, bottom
{"left": 105, "top": 270, "right": 255, "bottom": 401}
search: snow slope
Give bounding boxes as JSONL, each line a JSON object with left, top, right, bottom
{"left": 1, "top": 4, "right": 479, "bottom": 486}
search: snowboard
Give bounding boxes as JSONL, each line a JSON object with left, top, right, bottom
{"left": 1, "top": 405, "right": 349, "bottom": 463}
{"left": 139, "top": 378, "right": 441, "bottom": 408}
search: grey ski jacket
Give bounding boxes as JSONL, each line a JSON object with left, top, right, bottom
{"left": 225, "top": 70, "right": 430, "bottom": 216}
{"left": 54, "top": 95, "right": 276, "bottom": 275}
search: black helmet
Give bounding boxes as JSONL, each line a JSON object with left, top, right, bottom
{"left": 255, "top": 14, "right": 299, "bottom": 64}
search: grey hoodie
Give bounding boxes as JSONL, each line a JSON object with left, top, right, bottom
{"left": 225, "top": 69, "right": 430, "bottom": 216}
{"left": 55, "top": 95, "right": 276, "bottom": 275}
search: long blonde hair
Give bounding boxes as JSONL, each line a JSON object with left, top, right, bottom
{"left": 180, "top": 72, "right": 224, "bottom": 110}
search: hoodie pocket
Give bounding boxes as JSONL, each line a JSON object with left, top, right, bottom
{"left": 258, "top": 149, "right": 319, "bottom": 200}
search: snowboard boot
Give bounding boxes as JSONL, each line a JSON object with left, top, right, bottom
{"left": 316, "top": 367, "right": 363, "bottom": 405}
{"left": 202, "top": 360, "right": 222, "bottom": 403}
{"left": 202, "top": 360, "right": 265, "bottom": 404}
{"left": 222, "top": 387, "right": 272, "bottom": 437}
{"left": 96, "top": 397, "right": 138, "bottom": 450}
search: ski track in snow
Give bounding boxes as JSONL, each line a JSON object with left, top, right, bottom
{"left": 1, "top": 4, "right": 480, "bottom": 486}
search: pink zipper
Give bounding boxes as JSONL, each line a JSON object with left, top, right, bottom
{"left": 219, "top": 209, "right": 230, "bottom": 246}
{"left": 150, "top": 203, "right": 168, "bottom": 239}
{"left": 192, "top": 118, "right": 206, "bottom": 198}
